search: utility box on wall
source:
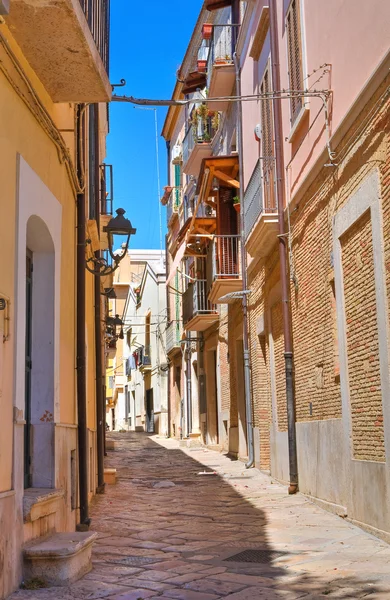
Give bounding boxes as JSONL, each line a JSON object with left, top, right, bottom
{"left": 0, "top": 1, "right": 9, "bottom": 15}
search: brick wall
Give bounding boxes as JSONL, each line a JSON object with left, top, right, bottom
{"left": 271, "top": 301, "right": 288, "bottom": 432}
{"left": 247, "top": 250, "right": 281, "bottom": 469}
{"left": 245, "top": 76, "right": 390, "bottom": 472}
{"left": 341, "top": 210, "right": 385, "bottom": 461}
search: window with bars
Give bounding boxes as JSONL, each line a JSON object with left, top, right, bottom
{"left": 260, "top": 66, "right": 276, "bottom": 211}
{"left": 286, "top": 0, "right": 304, "bottom": 125}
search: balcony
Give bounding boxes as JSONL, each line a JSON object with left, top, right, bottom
{"left": 176, "top": 186, "right": 216, "bottom": 245}
{"left": 244, "top": 159, "right": 279, "bottom": 260}
{"left": 206, "top": 25, "right": 239, "bottom": 111}
{"left": 182, "top": 280, "right": 218, "bottom": 332}
{"left": 166, "top": 321, "right": 182, "bottom": 355}
{"left": 137, "top": 345, "right": 152, "bottom": 371}
{"left": 6, "top": 0, "right": 111, "bottom": 102}
{"left": 182, "top": 111, "right": 217, "bottom": 176}
{"left": 167, "top": 188, "right": 181, "bottom": 227}
{"left": 207, "top": 235, "right": 242, "bottom": 304}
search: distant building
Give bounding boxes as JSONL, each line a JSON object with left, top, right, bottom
{"left": 106, "top": 250, "right": 168, "bottom": 436}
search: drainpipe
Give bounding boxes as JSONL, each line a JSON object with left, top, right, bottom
{"left": 198, "top": 333, "right": 206, "bottom": 434}
{"left": 186, "top": 336, "right": 192, "bottom": 437}
{"left": 233, "top": 53, "right": 254, "bottom": 469}
{"left": 94, "top": 104, "right": 105, "bottom": 494}
{"left": 76, "top": 107, "right": 90, "bottom": 529}
{"left": 269, "top": 0, "right": 298, "bottom": 494}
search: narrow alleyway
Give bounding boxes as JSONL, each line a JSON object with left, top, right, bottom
{"left": 12, "top": 433, "right": 390, "bottom": 600}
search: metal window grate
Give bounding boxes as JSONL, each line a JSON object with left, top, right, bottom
{"left": 224, "top": 549, "right": 285, "bottom": 563}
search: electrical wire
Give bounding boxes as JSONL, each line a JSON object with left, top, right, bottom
{"left": 0, "top": 30, "right": 82, "bottom": 195}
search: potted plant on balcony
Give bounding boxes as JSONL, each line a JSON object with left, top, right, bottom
{"left": 202, "top": 23, "right": 213, "bottom": 40}
{"left": 233, "top": 196, "right": 241, "bottom": 213}
{"left": 197, "top": 59, "right": 207, "bottom": 73}
{"left": 192, "top": 104, "right": 213, "bottom": 142}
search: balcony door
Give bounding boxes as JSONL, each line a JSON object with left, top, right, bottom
{"left": 146, "top": 388, "right": 154, "bottom": 433}
{"left": 216, "top": 187, "right": 238, "bottom": 278}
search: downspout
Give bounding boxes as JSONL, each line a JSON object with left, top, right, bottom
{"left": 198, "top": 333, "right": 206, "bottom": 435}
{"left": 186, "top": 336, "right": 192, "bottom": 437}
{"left": 94, "top": 105, "right": 105, "bottom": 494}
{"left": 166, "top": 141, "right": 171, "bottom": 437}
{"left": 76, "top": 106, "right": 90, "bottom": 530}
{"left": 233, "top": 53, "right": 254, "bottom": 469}
{"left": 269, "top": 0, "right": 298, "bottom": 494}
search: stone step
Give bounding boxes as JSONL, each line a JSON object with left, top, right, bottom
{"left": 23, "top": 531, "right": 97, "bottom": 586}
{"left": 23, "top": 489, "right": 64, "bottom": 523}
{"left": 104, "top": 468, "right": 117, "bottom": 485}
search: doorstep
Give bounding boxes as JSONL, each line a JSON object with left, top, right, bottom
{"left": 23, "top": 489, "right": 65, "bottom": 523}
{"left": 23, "top": 531, "right": 98, "bottom": 586}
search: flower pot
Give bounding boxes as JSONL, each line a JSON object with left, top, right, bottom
{"left": 197, "top": 59, "right": 207, "bottom": 73}
{"left": 234, "top": 203, "right": 241, "bottom": 213}
{"left": 202, "top": 23, "right": 213, "bottom": 40}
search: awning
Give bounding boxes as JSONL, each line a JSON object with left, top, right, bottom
{"left": 166, "top": 239, "right": 187, "bottom": 286}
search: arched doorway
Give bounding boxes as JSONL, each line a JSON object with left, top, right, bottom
{"left": 24, "top": 216, "right": 55, "bottom": 488}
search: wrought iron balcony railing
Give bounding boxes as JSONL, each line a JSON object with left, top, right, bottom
{"left": 206, "top": 24, "right": 239, "bottom": 78}
{"left": 79, "top": 0, "right": 110, "bottom": 72}
{"left": 166, "top": 321, "right": 182, "bottom": 354}
{"left": 243, "top": 159, "right": 277, "bottom": 239}
{"left": 183, "top": 280, "right": 217, "bottom": 325}
{"left": 182, "top": 114, "right": 217, "bottom": 166}
{"left": 167, "top": 188, "right": 181, "bottom": 224}
{"left": 208, "top": 235, "right": 241, "bottom": 282}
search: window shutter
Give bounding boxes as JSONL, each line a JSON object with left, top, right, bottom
{"left": 174, "top": 164, "right": 181, "bottom": 207}
{"left": 286, "top": 0, "right": 303, "bottom": 124}
{"left": 260, "top": 67, "right": 276, "bottom": 211}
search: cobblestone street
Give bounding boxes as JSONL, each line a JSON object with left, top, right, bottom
{"left": 12, "top": 433, "right": 390, "bottom": 599}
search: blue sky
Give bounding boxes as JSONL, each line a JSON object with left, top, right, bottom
{"left": 106, "top": 0, "right": 203, "bottom": 249}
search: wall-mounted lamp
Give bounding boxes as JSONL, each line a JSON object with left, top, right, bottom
{"left": 106, "top": 314, "right": 124, "bottom": 342}
{"left": 101, "top": 287, "right": 117, "bottom": 299}
{"left": 86, "top": 208, "right": 136, "bottom": 277}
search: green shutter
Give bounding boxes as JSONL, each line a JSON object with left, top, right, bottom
{"left": 174, "top": 164, "right": 181, "bottom": 208}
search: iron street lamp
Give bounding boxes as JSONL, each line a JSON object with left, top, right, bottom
{"left": 106, "top": 314, "right": 124, "bottom": 341}
{"left": 86, "top": 208, "right": 136, "bottom": 277}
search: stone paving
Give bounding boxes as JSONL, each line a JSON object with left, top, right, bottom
{"left": 11, "top": 432, "right": 390, "bottom": 599}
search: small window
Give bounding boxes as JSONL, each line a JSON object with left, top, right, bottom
{"left": 260, "top": 65, "right": 275, "bottom": 211}
{"left": 286, "top": 0, "right": 304, "bottom": 125}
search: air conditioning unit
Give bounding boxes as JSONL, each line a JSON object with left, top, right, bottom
{"left": 0, "top": 1, "right": 9, "bottom": 15}
{"left": 171, "top": 144, "right": 182, "bottom": 165}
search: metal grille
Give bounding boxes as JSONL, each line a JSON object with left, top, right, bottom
{"left": 166, "top": 321, "right": 181, "bottom": 354}
{"left": 167, "top": 189, "right": 181, "bottom": 224}
{"left": 286, "top": 0, "right": 303, "bottom": 124}
{"left": 243, "top": 159, "right": 263, "bottom": 239}
{"left": 260, "top": 68, "right": 276, "bottom": 212}
{"left": 224, "top": 549, "right": 285, "bottom": 563}
{"left": 79, "top": 0, "right": 110, "bottom": 72}
{"left": 183, "top": 280, "right": 216, "bottom": 325}
{"left": 211, "top": 235, "right": 241, "bottom": 280}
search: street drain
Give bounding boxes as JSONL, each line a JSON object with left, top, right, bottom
{"left": 224, "top": 549, "right": 285, "bottom": 563}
